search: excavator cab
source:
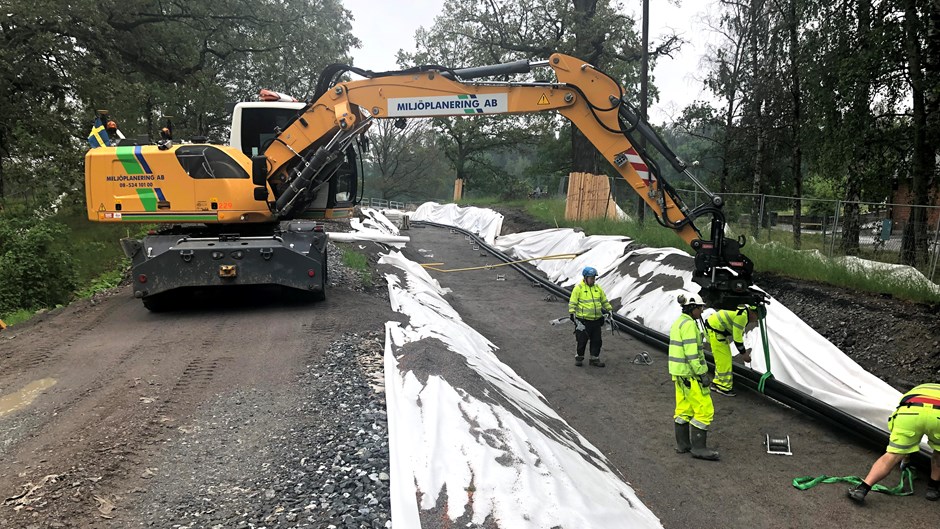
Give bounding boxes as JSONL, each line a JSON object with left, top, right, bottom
{"left": 231, "top": 101, "right": 360, "bottom": 219}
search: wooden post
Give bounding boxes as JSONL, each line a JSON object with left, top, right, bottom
{"left": 453, "top": 178, "right": 463, "bottom": 202}
{"left": 565, "top": 172, "right": 620, "bottom": 221}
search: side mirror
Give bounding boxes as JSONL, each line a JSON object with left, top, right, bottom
{"left": 251, "top": 155, "right": 268, "bottom": 186}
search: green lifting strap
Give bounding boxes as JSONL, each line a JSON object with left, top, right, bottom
{"left": 756, "top": 309, "right": 773, "bottom": 393}
{"left": 792, "top": 466, "right": 916, "bottom": 496}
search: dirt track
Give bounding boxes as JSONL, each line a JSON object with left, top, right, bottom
{"left": 0, "top": 223, "right": 937, "bottom": 528}
{"left": 0, "top": 281, "right": 392, "bottom": 527}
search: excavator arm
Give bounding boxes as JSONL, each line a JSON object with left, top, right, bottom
{"left": 259, "top": 53, "right": 763, "bottom": 308}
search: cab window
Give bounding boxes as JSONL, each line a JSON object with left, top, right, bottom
{"left": 175, "top": 146, "right": 248, "bottom": 179}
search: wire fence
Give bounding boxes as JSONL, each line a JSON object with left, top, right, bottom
{"left": 359, "top": 197, "right": 409, "bottom": 210}
{"left": 675, "top": 189, "right": 940, "bottom": 284}
{"left": 364, "top": 181, "right": 940, "bottom": 285}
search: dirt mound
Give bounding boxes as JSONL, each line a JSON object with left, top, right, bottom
{"left": 756, "top": 273, "right": 940, "bottom": 391}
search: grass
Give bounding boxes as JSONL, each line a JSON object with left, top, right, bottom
{"left": 55, "top": 206, "right": 143, "bottom": 286}
{"left": 0, "top": 203, "right": 145, "bottom": 328}
{"left": 341, "top": 246, "right": 373, "bottom": 287}
{"left": 75, "top": 263, "right": 129, "bottom": 298}
{"left": 468, "top": 197, "right": 940, "bottom": 305}
{"left": 1, "top": 308, "right": 33, "bottom": 327}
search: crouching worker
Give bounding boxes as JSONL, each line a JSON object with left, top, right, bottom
{"left": 704, "top": 304, "right": 759, "bottom": 397}
{"left": 848, "top": 383, "right": 940, "bottom": 503}
{"left": 669, "top": 293, "right": 719, "bottom": 461}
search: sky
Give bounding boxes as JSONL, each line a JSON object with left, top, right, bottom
{"left": 342, "top": 0, "right": 716, "bottom": 124}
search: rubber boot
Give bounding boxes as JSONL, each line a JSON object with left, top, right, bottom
{"left": 589, "top": 357, "right": 605, "bottom": 367}
{"left": 690, "top": 427, "right": 720, "bottom": 461}
{"left": 674, "top": 423, "right": 691, "bottom": 454}
{"left": 575, "top": 356, "right": 584, "bottom": 367}
{"left": 926, "top": 484, "right": 940, "bottom": 501}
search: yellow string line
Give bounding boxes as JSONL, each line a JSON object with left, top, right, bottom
{"left": 420, "top": 253, "right": 579, "bottom": 273}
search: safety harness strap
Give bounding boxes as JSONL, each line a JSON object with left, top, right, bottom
{"left": 792, "top": 467, "right": 915, "bottom": 496}
{"left": 757, "top": 313, "right": 773, "bottom": 393}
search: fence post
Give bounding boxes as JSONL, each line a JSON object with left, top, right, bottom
{"left": 758, "top": 194, "right": 766, "bottom": 240}
{"left": 828, "top": 200, "right": 841, "bottom": 258}
{"left": 931, "top": 214, "right": 940, "bottom": 282}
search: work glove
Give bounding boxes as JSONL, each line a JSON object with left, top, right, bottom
{"left": 698, "top": 373, "right": 711, "bottom": 388}
{"left": 601, "top": 308, "right": 610, "bottom": 315}
{"left": 569, "top": 313, "right": 575, "bottom": 322}
{"left": 575, "top": 321, "right": 586, "bottom": 332}
{"left": 740, "top": 348, "right": 752, "bottom": 363}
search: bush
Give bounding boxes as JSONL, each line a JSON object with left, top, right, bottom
{"left": 0, "top": 216, "right": 77, "bottom": 313}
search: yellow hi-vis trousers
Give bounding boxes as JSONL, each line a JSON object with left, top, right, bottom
{"left": 706, "top": 330, "right": 734, "bottom": 391}
{"left": 673, "top": 376, "right": 715, "bottom": 429}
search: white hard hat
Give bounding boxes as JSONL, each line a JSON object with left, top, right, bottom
{"left": 678, "top": 292, "right": 705, "bottom": 307}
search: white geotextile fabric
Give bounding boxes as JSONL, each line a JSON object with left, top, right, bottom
{"left": 414, "top": 203, "right": 914, "bottom": 441}
{"left": 378, "top": 250, "right": 662, "bottom": 529}
{"left": 411, "top": 202, "right": 504, "bottom": 246}
{"left": 330, "top": 207, "right": 410, "bottom": 247}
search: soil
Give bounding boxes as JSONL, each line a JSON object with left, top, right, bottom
{"left": 495, "top": 205, "right": 940, "bottom": 391}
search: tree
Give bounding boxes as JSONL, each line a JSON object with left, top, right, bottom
{"left": 425, "top": 0, "right": 680, "bottom": 174}
{"left": 899, "top": 0, "right": 938, "bottom": 266}
{"left": 401, "top": 16, "right": 552, "bottom": 196}
{"left": 0, "top": 0, "right": 359, "bottom": 207}
{"left": 366, "top": 119, "right": 449, "bottom": 201}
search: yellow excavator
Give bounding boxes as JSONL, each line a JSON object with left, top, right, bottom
{"left": 85, "top": 53, "right": 763, "bottom": 311}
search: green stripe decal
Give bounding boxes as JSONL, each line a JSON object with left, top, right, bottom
{"left": 116, "top": 146, "right": 145, "bottom": 174}
{"left": 136, "top": 188, "right": 158, "bottom": 211}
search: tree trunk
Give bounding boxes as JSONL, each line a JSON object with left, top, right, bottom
{"left": 840, "top": 0, "right": 872, "bottom": 256}
{"left": 747, "top": 0, "right": 765, "bottom": 237}
{"left": 899, "top": 0, "right": 934, "bottom": 267}
{"left": 0, "top": 128, "right": 6, "bottom": 200}
{"left": 571, "top": 0, "right": 601, "bottom": 175}
{"left": 637, "top": 0, "right": 649, "bottom": 223}
{"left": 788, "top": 0, "right": 803, "bottom": 250}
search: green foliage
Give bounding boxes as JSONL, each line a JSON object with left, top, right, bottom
{"left": 75, "top": 265, "right": 127, "bottom": 299}
{"left": 0, "top": 216, "right": 77, "bottom": 314}
{"left": 341, "top": 247, "right": 372, "bottom": 287}
{"left": 517, "top": 198, "right": 688, "bottom": 248}
{"left": 0, "top": 308, "right": 33, "bottom": 328}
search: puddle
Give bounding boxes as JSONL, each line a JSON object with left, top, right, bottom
{"left": 0, "top": 378, "right": 57, "bottom": 417}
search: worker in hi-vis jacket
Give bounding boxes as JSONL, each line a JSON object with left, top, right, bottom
{"left": 848, "top": 383, "right": 940, "bottom": 503}
{"left": 670, "top": 293, "right": 719, "bottom": 461}
{"left": 568, "top": 266, "right": 613, "bottom": 368}
{"left": 704, "top": 304, "right": 759, "bottom": 397}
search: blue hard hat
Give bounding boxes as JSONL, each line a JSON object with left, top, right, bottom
{"left": 582, "top": 266, "right": 598, "bottom": 277}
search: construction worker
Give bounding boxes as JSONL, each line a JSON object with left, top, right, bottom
{"left": 568, "top": 266, "right": 612, "bottom": 367}
{"left": 704, "top": 304, "right": 759, "bottom": 397}
{"left": 669, "top": 292, "right": 719, "bottom": 461}
{"left": 847, "top": 383, "right": 940, "bottom": 503}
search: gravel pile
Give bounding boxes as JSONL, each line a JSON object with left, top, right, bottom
{"left": 123, "top": 328, "right": 392, "bottom": 529}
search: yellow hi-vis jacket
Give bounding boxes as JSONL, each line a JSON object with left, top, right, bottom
{"left": 568, "top": 280, "right": 612, "bottom": 321}
{"left": 899, "top": 383, "right": 940, "bottom": 405}
{"left": 705, "top": 308, "right": 749, "bottom": 352}
{"left": 669, "top": 313, "right": 707, "bottom": 377}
